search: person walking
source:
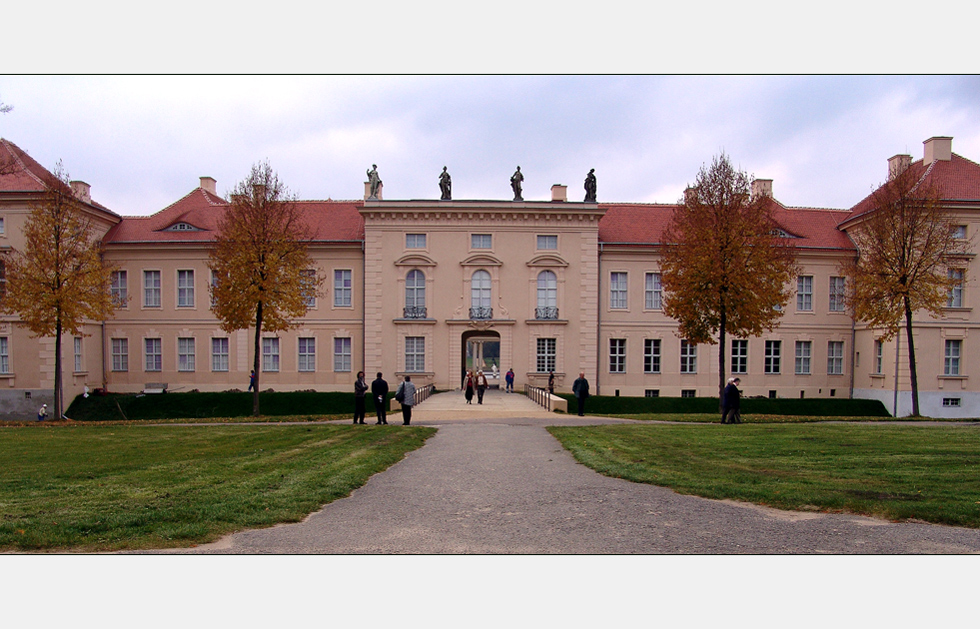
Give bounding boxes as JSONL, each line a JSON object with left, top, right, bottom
{"left": 464, "top": 370, "right": 474, "bottom": 404}
{"left": 548, "top": 370, "right": 555, "bottom": 395}
{"left": 38, "top": 403, "right": 47, "bottom": 422}
{"left": 396, "top": 375, "right": 416, "bottom": 425}
{"left": 505, "top": 368, "right": 515, "bottom": 393}
{"left": 371, "top": 372, "right": 389, "bottom": 424}
{"left": 722, "top": 377, "right": 742, "bottom": 424}
{"left": 476, "top": 370, "right": 488, "bottom": 404}
{"left": 353, "top": 371, "right": 368, "bottom": 424}
{"left": 247, "top": 370, "right": 256, "bottom": 392}
{"left": 572, "top": 372, "right": 590, "bottom": 416}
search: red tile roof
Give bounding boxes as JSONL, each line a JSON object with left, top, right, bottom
{"left": 0, "top": 138, "right": 59, "bottom": 191}
{"left": 847, "top": 153, "right": 980, "bottom": 218}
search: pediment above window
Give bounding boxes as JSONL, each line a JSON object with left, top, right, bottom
{"left": 395, "top": 253, "right": 437, "bottom": 267}
{"left": 161, "top": 222, "right": 204, "bottom": 232}
{"left": 460, "top": 253, "right": 503, "bottom": 267}
{"left": 526, "top": 253, "right": 569, "bottom": 267}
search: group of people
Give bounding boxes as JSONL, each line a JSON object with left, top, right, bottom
{"left": 352, "top": 371, "right": 416, "bottom": 426}
{"left": 721, "top": 377, "right": 742, "bottom": 424}
{"left": 462, "top": 369, "right": 488, "bottom": 403}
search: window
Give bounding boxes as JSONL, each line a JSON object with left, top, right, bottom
{"left": 731, "top": 340, "right": 748, "bottom": 374}
{"left": 405, "top": 269, "right": 426, "bottom": 318}
{"left": 298, "top": 337, "right": 316, "bottom": 372}
{"left": 536, "top": 271, "right": 557, "bottom": 319}
{"left": 827, "top": 341, "right": 844, "bottom": 375}
{"left": 145, "top": 338, "right": 162, "bottom": 372}
{"left": 829, "top": 276, "right": 846, "bottom": 312}
{"left": 333, "top": 337, "right": 351, "bottom": 372}
{"left": 536, "top": 338, "right": 556, "bottom": 373}
{"left": 680, "top": 340, "right": 697, "bottom": 374}
{"left": 471, "top": 234, "right": 492, "bottom": 249}
{"left": 177, "top": 270, "right": 194, "bottom": 308}
{"left": 610, "top": 272, "right": 628, "bottom": 309}
{"left": 405, "top": 337, "right": 425, "bottom": 372}
{"left": 645, "top": 273, "right": 662, "bottom": 310}
{"left": 0, "top": 217, "right": 4, "bottom": 235}
{"left": 471, "top": 270, "right": 491, "bottom": 318}
{"left": 406, "top": 233, "right": 426, "bottom": 249}
{"left": 0, "top": 337, "right": 9, "bottom": 373}
{"left": 953, "top": 225, "right": 967, "bottom": 239}
{"left": 609, "top": 339, "right": 626, "bottom": 373}
{"left": 948, "top": 268, "right": 964, "bottom": 308}
{"left": 110, "top": 270, "right": 127, "bottom": 306}
{"left": 212, "top": 338, "right": 229, "bottom": 372}
{"left": 263, "top": 338, "right": 280, "bottom": 372}
{"left": 797, "top": 276, "right": 813, "bottom": 311}
{"left": 537, "top": 235, "right": 558, "bottom": 250}
{"left": 300, "top": 269, "right": 317, "bottom": 308}
{"left": 644, "top": 339, "right": 661, "bottom": 374}
{"left": 144, "top": 270, "right": 161, "bottom": 308}
{"left": 944, "top": 339, "right": 962, "bottom": 376}
{"left": 681, "top": 390, "right": 696, "bottom": 398}
{"left": 764, "top": 340, "right": 781, "bottom": 374}
{"left": 645, "top": 390, "right": 660, "bottom": 398}
{"left": 111, "top": 338, "right": 128, "bottom": 372}
{"left": 210, "top": 270, "right": 220, "bottom": 308}
{"left": 74, "top": 337, "right": 82, "bottom": 372}
{"left": 0, "top": 260, "right": 5, "bottom": 298}
{"left": 334, "top": 269, "right": 352, "bottom": 307}
{"left": 178, "top": 337, "right": 195, "bottom": 372}
{"left": 943, "top": 397, "right": 961, "bottom": 407}
{"left": 795, "top": 341, "right": 811, "bottom": 375}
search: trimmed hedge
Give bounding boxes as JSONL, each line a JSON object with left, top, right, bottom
{"left": 66, "top": 390, "right": 393, "bottom": 422}
{"left": 557, "top": 394, "right": 890, "bottom": 417}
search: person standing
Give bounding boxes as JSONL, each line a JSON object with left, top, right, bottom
{"left": 353, "top": 371, "right": 368, "bottom": 424}
{"left": 505, "top": 368, "right": 515, "bottom": 393}
{"left": 722, "top": 377, "right": 742, "bottom": 424}
{"left": 396, "top": 375, "right": 416, "bottom": 425}
{"left": 572, "top": 372, "right": 590, "bottom": 416}
{"left": 38, "top": 403, "right": 47, "bottom": 422}
{"left": 548, "top": 371, "right": 555, "bottom": 396}
{"left": 476, "top": 370, "right": 488, "bottom": 404}
{"left": 372, "top": 372, "right": 389, "bottom": 425}
{"left": 464, "top": 370, "right": 474, "bottom": 404}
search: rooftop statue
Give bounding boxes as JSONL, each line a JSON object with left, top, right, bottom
{"left": 367, "top": 164, "right": 382, "bottom": 199}
{"left": 439, "top": 166, "right": 452, "bottom": 200}
{"left": 511, "top": 166, "right": 523, "bottom": 201}
{"left": 584, "top": 168, "right": 597, "bottom": 202}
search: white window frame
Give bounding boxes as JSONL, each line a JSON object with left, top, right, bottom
{"left": 731, "top": 339, "right": 748, "bottom": 374}
{"left": 948, "top": 268, "right": 964, "bottom": 308}
{"left": 406, "top": 269, "right": 426, "bottom": 309}
{"left": 74, "top": 337, "right": 83, "bottom": 372}
{"left": 405, "top": 337, "right": 425, "bottom": 373}
{"left": 471, "top": 270, "right": 491, "bottom": 309}
{"left": 263, "top": 337, "right": 280, "bottom": 372}
{"left": 406, "top": 233, "right": 426, "bottom": 249}
{"left": 680, "top": 340, "right": 697, "bottom": 374}
{"left": 145, "top": 338, "right": 162, "bottom": 372}
{"left": 212, "top": 338, "right": 229, "bottom": 372}
{"left": 298, "top": 337, "right": 316, "bottom": 372}
{"left": 645, "top": 272, "right": 662, "bottom": 310}
{"left": 797, "top": 276, "right": 813, "bottom": 311}
{"left": 177, "top": 270, "right": 195, "bottom": 308}
{"left": 795, "top": 340, "right": 811, "bottom": 375}
{"left": 333, "top": 337, "right": 351, "bottom": 372}
{"left": 537, "top": 271, "right": 557, "bottom": 310}
{"left": 334, "top": 269, "right": 352, "bottom": 308}
{"left": 765, "top": 340, "right": 781, "bottom": 375}
{"left": 829, "top": 276, "right": 846, "bottom": 312}
{"left": 644, "top": 339, "right": 661, "bottom": 374}
{"left": 944, "top": 339, "right": 962, "bottom": 376}
{"left": 178, "top": 337, "right": 195, "bottom": 372}
{"left": 536, "top": 338, "right": 556, "bottom": 373}
{"left": 471, "top": 234, "right": 492, "bottom": 249}
{"left": 0, "top": 336, "right": 9, "bottom": 374}
{"left": 609, "top": 338, "right": 626, "bottom": 373}
{"left": 874, "top": 340, "right": 883, "bottom": 375}
{"left": 111, "top": 338, "right": 128, "bottom": 372}
{"left": 301, "top": 269, "right": 317, "bottom": 308}
{"left": 827, "top": 341, "right": 844, "bottom": 375}
{"left": 143, "top": 270, "right": 161, "bottom": 308}
{"left": 610, "top": 272, "right": 628, "bottom": 309}
{"left": 110, "top": 270, "right": 128, "bottom": 307}
{"left": 537, "top": 235, "right": 558, "bottom": 250}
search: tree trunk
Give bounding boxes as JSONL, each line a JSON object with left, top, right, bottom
{"left": 54, "top": 317, "right": 63, "bottom": 420}
{"left": 904, "top": 295, "right": 920, "bottom": 417}
{"left": 252, "top": 301, "right": 263, "bottom": 417}
{"left": 718, "top": 307, "right": 727, "bottom": 413}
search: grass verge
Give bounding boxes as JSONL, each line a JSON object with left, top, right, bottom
{"left": 547, "top": 423, "right": 980, "bottom": 528}
{"left": 0, "top": 423, "right": 435, "bottom": 552}
{"left": 596, "top": 413, "right": 977, "bottom": 423}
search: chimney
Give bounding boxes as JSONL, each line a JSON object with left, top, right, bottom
{"left": 923, "top": 136, "right": 953, "bottom": 166}
{"left": 551, "top": 184, "right": 567, "bottom": 202}
{"left": 888, "top": 154, "right": 911, "bottom": 180}
{"left": 363, "top": 181, "right": 382, "bottom": 200}
{"left": 252, "top": 183, "right": 267, "bottom": 201}
{"left": 70, "top": 180, "right": 91, "bottom": 204}
{"left": 683, "top": 187, "right": 696, "bottom": 204}
{"left": 199, "top": 176, "right": 217, "bottom": 195}
{"left": 751, "top": 179, "right": 772, "bottom": 199}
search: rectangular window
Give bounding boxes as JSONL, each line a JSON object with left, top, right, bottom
{"left": 681, "top": 389, "right": 696, "bottom": 398}
{"left": 609, "top": 338, "right": 626, "bottom": 373}
{"left": 144, "top": 270, "right": 161, "bottom": 308}
{"left": 110, "top": 270, "right": 128, "bottom": 307}
{"left": 944, "top": 339, "right": 962, "bottom": 376}
{"left": 111, "top": 338, "right": 128, "bottom": 372}
{"left": 827, "top": 341, "right": 844, "bottom": 375}
{"left": 731, "top": 340, "right": 748, "bottom": 374}
{"left": 298, "top": 337, "right": 316, "bottom": 372}
{"left": 680, "top": 340, "right": 697, "bottom": 374}
{"left": 471, "top": 234, "right": 492, "bottom": 249}
{"left": 948, "top": 269, "right": 964, "bottom": 308}
{"left": 610, "top": 272, "right": 628, "bottom": 309}
{"left": 537, "top": 235, "right": 558, "bottom": 250}
{"left": 145, "top": 338, "right": 162, "bottom": 372}
{"left": 797, "top": 276, "right": 813, "bottom": 311}
{"left": 333, "top": 337, "right": 351, "bottom": 372}
{"left": 765, "top": 340, "right": 781, "bottom": 375}
{"left": 405, "top": 337, "right": 425, "bottom": 373}
{"left": 644, "top": 390, "right": 660, "bottom": 398}
{"left": 406, "top": 233, "right": 426, "bottom": 249}
{"left": 0, "top": 337, "right": 9, "bottom": 373}
{"left": 177, "top": 270, "right": 194, "bottom": 308}
{"left": 0, "top": 217, "right": 4, "bottom": 235}
{"left": 795, "top": 341, "right": 811, "bottom": 375}
{"left": 334, "top": 269, "right": 352, "bottom": 307}
{"left": 300, "top": 269, "right": 317, "bottom": 308}
{"left": 829, "top": 276, "right": 846, "bottom": 312}
{"left": 953, "top": 225, "right": 967, "bottom": 239}
{"left": 943, "top": 397, "right": 961, "bottom": 407}
{"left": 178, "top": 337, "right": 195, "bottom": 372}
{"left": 644, "top": 339, "right": 661, "bottom": 374}
{"left": 263, "top": 337, "right": 280, "bottom": 372}
{"left": 536, "top": 338, "right": 556, "bottom": 373}
{"left": 874, "top": 340, "right": 883, "bottom": 375}
{"left": 645, "top": 273, "right": 662, "bottom": 310}
{"left": 212, "top": 338, "right": 229, "bottom": 372}
{"left": 74, "top": 337, "right": 83, "bottom": 372}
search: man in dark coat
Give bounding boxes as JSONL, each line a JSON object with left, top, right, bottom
{"left": 572, "top": 372, "right": 590, "bottom": 416}
{"left": 372, "top": 372, "right": 389, "bottom": 425}
{"left": 353, "top": 371, "right": 368, "bottom": 424}
{"left": 722, "top": 377, "right": 741, "bottom": 424}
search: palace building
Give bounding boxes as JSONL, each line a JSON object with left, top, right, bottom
{"left": 1, "top": 136, "right": 978, "bottom": 419}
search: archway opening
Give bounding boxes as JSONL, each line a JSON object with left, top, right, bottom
{"left": 461, "top": 330, "right": 501, "bottom": 389}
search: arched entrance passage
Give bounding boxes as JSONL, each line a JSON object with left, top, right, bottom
{"left": 461, "top": 329, "right": 501, "bottom": 389}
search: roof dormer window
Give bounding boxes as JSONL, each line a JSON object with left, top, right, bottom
{"left": 164, "top": 222, "right": 201, "bottom": 232}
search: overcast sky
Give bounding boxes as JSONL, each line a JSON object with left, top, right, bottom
{"left": 2, "top": 75, "right": 980, "bottom": 216}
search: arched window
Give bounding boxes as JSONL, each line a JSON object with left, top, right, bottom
{"left": 470, "top": 270, "right": 492, "bottom": 319}
{"left": 405, "top": 270, "right": 426, "bottom": 318}
{"left": 536, "top": 270, "right": 557, "bottom": 319}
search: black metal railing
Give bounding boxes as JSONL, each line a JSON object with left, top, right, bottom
{"left": 469, "top": 306, "right": 493, "bottom": 320}
{"left": 524, "top": 384, "right": 552, "bottom": 411}
{"left": 403, "top": 306, "right": 428, "bottom": 319}
{"left": 413, "top": 383, "right": 435, "bottom": 406}
{"left": 535, "top": 306, "right": 559, "bottom": 320}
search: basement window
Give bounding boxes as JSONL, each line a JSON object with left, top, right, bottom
{"left": 645, "top": 389, "right": 660, "bottom": 398}
{"left": 943, "top": 398, "right": 961, "bottom": 407}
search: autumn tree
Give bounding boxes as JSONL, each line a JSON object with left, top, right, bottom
{"left": 0, "top": 163, "right": 117, "bottom": 419}
{"left": 843, "top": 163, "right": 968, "bottom": 416}
{"left": 660, "top": 153, "right": 798, "bottom": 407}
{"left": 208, "top": 162, "right": 323, "bottom": 416}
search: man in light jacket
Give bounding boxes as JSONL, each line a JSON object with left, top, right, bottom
{"left": 396, "top": 375, "right": 417, "bottom": 425}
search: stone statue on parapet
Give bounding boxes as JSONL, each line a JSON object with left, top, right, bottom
{"left": 511, "top": 166, "right": 524, "bottom": 201}
{"left": 367, "top": 164, "right": 382, "bottom": 199}
{"left": 584, "top": 168, "right": 597, "bottom": 202}
{"left": 439, "top": 166, "right": 452, "bottom": 200}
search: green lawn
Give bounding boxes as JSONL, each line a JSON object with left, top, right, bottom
{"left": 0, "top": 423, "right": 435, "bottom": 552}
{"left": 598, "top": 413, "right": 977, "bottom": 423}
{"left": 548, "top": 423, "right": 980, "bottom": 528}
